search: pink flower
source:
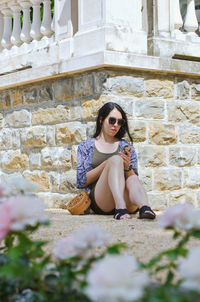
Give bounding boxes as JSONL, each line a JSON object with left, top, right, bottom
{"left": 158, "top": 203, "right": 200, "bottom": 230}
{"left": 0, "top": 203, "right": 12, "bottom": 240}
{"left": 85, "top": 255, "right": 149, "bottom": 302}
{"left": 0, "top": 195, "right": 48, "bottom": 240}
{"left": 53, "top": 224, "right": 111, "bottom": 260}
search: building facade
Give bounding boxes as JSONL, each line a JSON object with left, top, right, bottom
{"left": 0, "top": 0, "right": 200, "bottom": 209}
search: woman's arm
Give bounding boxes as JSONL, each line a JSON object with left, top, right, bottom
{"left": 84, "top": 160, "right": 107, "bottom": 187}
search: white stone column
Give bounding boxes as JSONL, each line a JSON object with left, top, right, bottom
{"left": 156, "top": 0, "right": 170, "bottom": 37}
{"left": 173, "top": 0, "right": 183, "bottom": 31}
{"left": 0, "top": 12, "right": 4, "bottom": 51}
{"left": 30, "top": 0, "right": 42, "bottom": 40}
{"left": 54, "top": 0, "right": 72, "bottom": 40}
{"left": 41, "top": 0, "right": 53, "bottom": 37}
{"left": 19, "top": 0, "right": 32, "bottom": 43}
{"left": 8, "top": 0, "right": 22, "bottom": 46}
{"left": 1, "top": 4, "right": 12, "bottom": 49}
{"left": 184, "top": 0, "right": 198, "bottom": 32}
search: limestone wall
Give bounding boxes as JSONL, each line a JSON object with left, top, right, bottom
{"left": 0, "top": 69, "right": 200, "bottom": 210}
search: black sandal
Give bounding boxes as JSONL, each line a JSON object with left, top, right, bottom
{"left": 138, "top": 206, "right": 156, "bottom": 220}
{"left": 114, "top": 208, "right": 130, "bottom": 220}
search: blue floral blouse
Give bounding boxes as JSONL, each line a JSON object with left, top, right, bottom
{"left": 77, "top": 138, "right": 138, "bottom": 192}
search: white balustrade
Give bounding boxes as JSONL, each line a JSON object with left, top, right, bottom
{"left": 30, "top": 0, "right": 42, "bottom": 40}
{"left": 20, "top": 0, "right": 32, "bottom": 43}
{"left": 54, "top": 0, "right": 72, "bottom": 40}
{"left": 0, "top": 12, "right": 3, "bottom": 51}
{"left": 1, "top": 4, "right": 12, "bottom": 49}
{"left": 8, "top": 0, "right": 22, "bottom": 46}
{"left": 184, "top": 0, "right": 198, "bottom": 32}
{"left": 174, "top": 0, "right": 183, "bottom": 31}
{"left": 41, "top": 0, "right": 53, "bottom": 37}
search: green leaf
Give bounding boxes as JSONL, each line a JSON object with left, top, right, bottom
{"left": 106, "top": 243, "right": 128, "bottom": 254}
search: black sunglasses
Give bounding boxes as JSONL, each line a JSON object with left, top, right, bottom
{"left": 108, "top": 117, "right": 125, "bottom": 126}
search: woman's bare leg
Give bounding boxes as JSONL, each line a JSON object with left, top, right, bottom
{"left": 94, "top": 155, "right": 131, "bottom": 219}
{"left": 125, "top": 175, "right": 148, "bottom": 208}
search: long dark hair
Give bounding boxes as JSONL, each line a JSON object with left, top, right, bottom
{"left": 93, "top": 102, "right": 133, "bottom": 142}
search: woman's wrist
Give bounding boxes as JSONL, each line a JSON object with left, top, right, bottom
{"left": 124, "top": 164, "right": 132, "bottom": 172}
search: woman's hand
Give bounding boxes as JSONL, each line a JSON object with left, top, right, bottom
{"left": 119, "top": 149, "right": 131, "bottom": 169}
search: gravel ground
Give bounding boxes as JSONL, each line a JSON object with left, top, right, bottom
{"left": 33, "top": 209, "right": 200, "bottom": 266}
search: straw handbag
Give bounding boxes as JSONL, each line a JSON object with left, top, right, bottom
{"left": 66, "top": 192, "right": 91, "bottom": 215}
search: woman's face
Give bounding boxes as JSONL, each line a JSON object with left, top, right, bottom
{"left": 101, "top": 108, "right": 124, "bottom": 137}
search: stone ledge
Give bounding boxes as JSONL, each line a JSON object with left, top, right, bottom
{"left": 0, "top": 51, "right": 200, "bottom": 90}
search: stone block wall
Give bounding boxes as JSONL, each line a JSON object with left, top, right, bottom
{"left": 0, "top": 69, "right": 200, "bottom": 209}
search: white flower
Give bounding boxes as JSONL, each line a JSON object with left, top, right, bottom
{"left": 158, "top": 203, "right": 200, "bottom": 231}
{"left": 7, "top": 177, "right": 39, "bottom": 195}
{"left": 7, "top": 195, "right": 48, "bottom": 231}
{"left": 85, "top": 254, "right": 149, "bottom": 302}
{"left": 179, "top": 246, "right": 200, "bottom": 292}
{"left": 53, "top": 224, "right": 111, "bottom": 260}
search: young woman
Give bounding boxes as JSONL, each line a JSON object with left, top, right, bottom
{"left": 77, "top": 102, "right": 156, "bottom": 220}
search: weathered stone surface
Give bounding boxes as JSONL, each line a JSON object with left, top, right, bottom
{"left": 145, "top": 79, "right": 174, "bottom": 98}
{"left": 5, "top": 110, "right": 31, "bottom": 128}
{"left": 23, "top": 87, "right": 38, "bottom": 105}
{"left": 12, "top": 90, "right": 23, "bottom": 106}
{"left": 0, "top": 92, "right": 11, "bottom": 109}
{"left": 12, "top": 130, "right": 20, "bottom": 149}
{"left": 128, "top": 120, "right": 146, "bottom": 142}
{"left": 74, "top": 74, "right": 93, "bottom": 98}
{"left": 138, "top": 146, "right": 166, "bottom": 167}
{"left": 32, "top": 105, "right": 69, "bottom": 125}
{"left": 94, "top": 71, "right": 108, "bottom": 94}
{"left": 149, "top": 122, "right": 177, "bottom": 145}
{"left": 169, "top": 147, "right": 196, "bottom": 167}
{"left": 87, "top": 121, "right": 96, "bottom": 138}
{"left": 71, "top": 145, "right": 78, "bottom": 168}
{"left": 59, "top": 170, "right": 77, "bottom": 193}
{"left": 56, "top": 122, "right": 86, "bottom": 145}
{"left": 49, "top": 172, "right": 60, "bottom": 192}
{"left": 168, "top": 190, "right": 196, "bottom": 207}
{"left": 2, "top": 150, "right": 29, "bottom": 171}
{"left": 69, "top": 102, "right": 82, "bottom": 120}
{"left": 0, "top": 113, "right": 3, "bottom": 128}
{"left": 38, "top": 85, "right": 53, "bottom": 103}
{"left": 23, "top": 171, "right": 50, "bottom": 191}
{"left": 41, "top": 147, "right": 71, "bottom": 170}
{"left": 46, "top": 126, "right": 55, "bottom": 146}
{"left": 82, "top": 98, "right": 106, "bottom": 120}
{"left": 103, "top": 76, "right": 145, "bottom": 96}
{"left": 135, "top": 99, "right": 165, "bottom": 119}
{"left": 175, "top": 80, "right": 190, "bottom": 100}
{"left": 138, "top": 169, "right": 153, "bottom": 191}
{"left": 168, "top": 101, "right": 200, "bottom": 124}
{"left": 154, "top": 169, "right": 182, "bottom": 191}
{"left": 179, "top": 126, "right": 200, "bottom": 144}
{"left": 183, "top": 168, "right": 200, "bottom": 188}
{"left": 191, "top": 83, "right": 200, "bottom": 101}
{"left": 21, "top": 127, "right": 47, "bottom": 148}
{"left": 29, "top": 152, "right": 41, "bottom": 169}
{"left": 147, "top": 193, "right": 167, "bottom": 210}
{"left": 38, "top": 192, "right": 75, "bottom": 208}
{"left": 0, "top": 129, "right": 12, "bottom": 150}
{"left": 198, "top": 148, "right": 200, "bottom": 165}
{"left": 53, "top": 78, "right": 73, "bottom": 101}
{"left": 197, "top": 191, "right": 200, "bottom": 207}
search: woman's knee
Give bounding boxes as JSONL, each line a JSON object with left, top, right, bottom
{"left": 107, "top": 155, "right": 123, "bottom": 167}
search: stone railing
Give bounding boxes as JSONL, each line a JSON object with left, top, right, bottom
{"left": 0, "top": 0, "right": 200, "bottom": 85}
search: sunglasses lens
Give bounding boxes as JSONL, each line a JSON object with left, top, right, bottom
{"left": 108, "top": 117, "right": 125, "bottom": 126}
{"left": 108, "top": 117, "right": 116, "bottom": 125}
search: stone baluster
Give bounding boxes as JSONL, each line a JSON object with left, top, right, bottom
{"left": 184, "top": 0, "right": 198, "bottom": 32}
{"left": 174, "top": 0, "right": 183, "bottom": 31}
{"left": 30, "top": 0, "right": 42, "bottom": 40}
{"left": 41, "top": 0, "right": 53, "bottom": 37}
{"left": 19, "top": 0, "right": 32, "bottom": 43}
{"left": 0, "top": 12, "right": 4, "bottom": 51}
{"left": 51, "top": 9, "right": 55, "bottom": 32}
{"left": 1, "top": 4, "right": 12, "bottom": 49}
{"left": 54, "top": 0, "right": 72, "bottom": 40}
{"left": 8, "top": 0, "right": 22, "bottom": 46}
